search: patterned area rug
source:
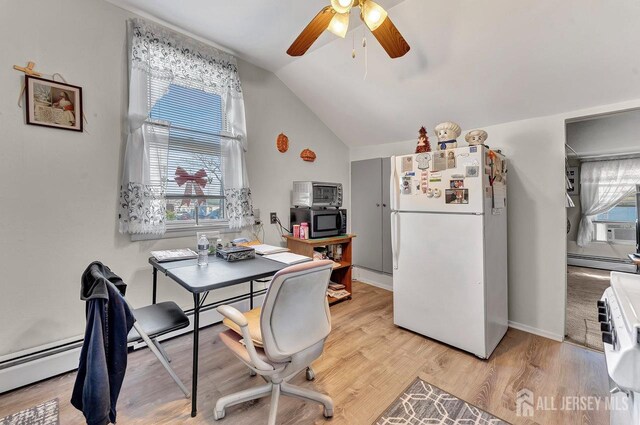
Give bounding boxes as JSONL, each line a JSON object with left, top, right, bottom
{"left": 375, "top": 378, "right": 509, "bottom": 425}
{"left": 0, "top": 399, "right": 59, "bottom": 425}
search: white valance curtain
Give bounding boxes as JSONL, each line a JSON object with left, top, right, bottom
{"left": 576, "top": 158, "right": 640, "bottom": 246}
{"left": 119, "top": 18, "right": 252, "bottom": 234}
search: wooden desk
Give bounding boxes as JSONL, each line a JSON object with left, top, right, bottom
{"left": 284, "top": 234, "right": 355, "bottom": 304}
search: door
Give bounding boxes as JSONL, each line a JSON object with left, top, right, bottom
{"left": 382, "top": 158, "right": 393, "bottom": 273}
{"left": 352, "top": 158, "right": 383, "bottom": 271}
{"left": 392, "top": 211, "right": 487, "bottom": 356}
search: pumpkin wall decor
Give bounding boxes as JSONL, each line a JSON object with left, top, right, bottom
{"left": 276, "top": 133, "right": 289, "bottom": 153}
{"left": 300, "top": 148, "right": 317, "bottom": 162}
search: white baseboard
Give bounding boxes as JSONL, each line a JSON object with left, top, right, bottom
{"left": 353, "top": 267, "right": 393, "bottom": 291}
{"left": 567, "top": 255, "right": 636, "bottom": 273}
{"left": 508, "top": 320, "right": 564, "bottom": 342}
{"left": 0, "top": 294, "right": 265, "bottom": 394}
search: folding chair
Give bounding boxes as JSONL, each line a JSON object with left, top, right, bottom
{"left": 105, "top": 280, "right": 191, "bottom": 398}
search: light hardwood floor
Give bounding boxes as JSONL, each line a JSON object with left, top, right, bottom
{"left": 0, "top": 282, "right": 609, "bottom": 424}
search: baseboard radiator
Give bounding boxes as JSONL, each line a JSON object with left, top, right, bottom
{"left": 0, "top": 292, "right": 265, "bottom": 394}
{"left": 567, "top": 253, "right": 636, "bottom": 273}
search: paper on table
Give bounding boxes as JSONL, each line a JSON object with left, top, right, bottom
{"left": 248, "top": 244, "right": 290, "bottom": 255}
{"left": 263, "top": 252, "right": 312, "bottom": 265}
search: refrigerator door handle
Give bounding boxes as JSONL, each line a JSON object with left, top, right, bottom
{"left": 391, "top": 211, "right": 399, "bottom": 270}
{"left": 390, "top": 156, "right": 398, "bottom": 212}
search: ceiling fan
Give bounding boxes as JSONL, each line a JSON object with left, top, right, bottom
{"left": 287, "top": 0, "right": 410, "bottom": 59}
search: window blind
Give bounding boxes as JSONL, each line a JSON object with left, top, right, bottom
{"left": 148, "top": 83, "right": 226, "bottom": 225}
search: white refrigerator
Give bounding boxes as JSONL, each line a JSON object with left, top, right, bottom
{"left": 390, "top": 146, "right": 508, "bottom": 359}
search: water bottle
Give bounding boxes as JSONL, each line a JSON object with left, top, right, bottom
{"left": 197, "top": 235, "right": 209, "bottom": 266}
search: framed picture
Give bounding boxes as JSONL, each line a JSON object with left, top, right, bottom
{"left": 566, "top": 166, "right": 579, "bottom": 195}
{"left": 25, "top": 75, "right": 83, "bottom": 132}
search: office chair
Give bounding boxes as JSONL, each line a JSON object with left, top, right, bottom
{"left": 104, "top": 280, "right": 191, "bottom": 398}
{"left": 214, "top": 260, "right": 334, "bottom": 425}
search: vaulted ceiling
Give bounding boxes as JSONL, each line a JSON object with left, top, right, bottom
{"left": 107, "top": 0, "right": 640, "bottom": 147}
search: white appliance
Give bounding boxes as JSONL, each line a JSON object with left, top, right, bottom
{"left": 600, "top": 272, "right": 640, "bottom": 425}
{"left": 390, "top": 146, "right": 508, "bottom": 359}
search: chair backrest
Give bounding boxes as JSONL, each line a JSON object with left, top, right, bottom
{"left": 260, "top": 260, "right": 333, "bottom": 362}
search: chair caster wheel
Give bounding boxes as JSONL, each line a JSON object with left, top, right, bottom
{"left": 323, "top": 407, "right": 334, "bottom": 418}
{"left": 214, "top": 409, "right": 225, "bottom": 420}
{"left": 306, "top": 367, "right": 315, "bottom": 381}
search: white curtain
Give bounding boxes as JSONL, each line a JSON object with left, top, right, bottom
{"left": 119, "top": 18, "right": 252, "bottom": 234}
{"left": 576, "top": 158, "right": 640, "bottom": 246}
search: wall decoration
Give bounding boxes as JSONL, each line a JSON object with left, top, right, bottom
{"left": 434, "top": 121, "right": 461, "bottom": 150}
{"left": 276, "top": 133, "right": 289, "bottom": 153}
{"left": 415, "top": 126, "right": 432, "bottom": 153}
{"left": 300, "top": 148, "right": 317, "bottom": 162}
{"left": 566, "top": 166, "right": 579, "bottom": 195}
{"left": 25, "top": 75, "right": 82, "bottom": 132}
{"left": 445, "top": 189, "right": 469, "bottom": 204}
{"left": 465, "top": 129, "right": 489, "bottom": 147}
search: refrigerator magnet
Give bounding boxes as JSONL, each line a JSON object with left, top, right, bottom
{"left": 446, "top": 151, "right": 456, "bottom": 169}
{"left": 445, "top": 189, "right": 469, "bottom": 204}
{"left": 432, "top": 152, "right": 447, "bottom": 172}
{"left": 433, "top": 188, "right": 442, "bottom": 198}
{"left": 465, "top": 165, "right": 480, "bottom": 177}
{"left": 416, "top": 153, "right": 431, "bottom": 170}
{"left": 450, "top": 179, "right": 464, "bottom": 189}
{"left": 401, "top": 176, "right": 412, "bottom": 194}
{"left": 401, "top": 156, "right": 414, "bottom": 172}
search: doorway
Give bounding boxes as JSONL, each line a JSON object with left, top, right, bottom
{"left": 565, "top": 109, "right": 640, "bottom": 350}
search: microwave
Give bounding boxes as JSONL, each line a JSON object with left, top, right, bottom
{"left": 290, "top": 208, "right": 347, "bottom": 239}
{"left": 292, "top": 181, "right": 343, "bottom": 208}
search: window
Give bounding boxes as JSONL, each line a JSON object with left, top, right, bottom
{"left": 120, "top": 18, "right": 250, "bottom": 236}
{"left": 149, "top": 84, "right": 226, "bottom": 230}
{"left": 592, "top": 191, "right": 637, "bottom": 244}
{"left": 594, "top": 192, "right": 637, "bottom": 223}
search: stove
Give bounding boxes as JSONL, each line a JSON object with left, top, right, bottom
{"left": 600, "top": 271, "right": 640, "bottom": 425}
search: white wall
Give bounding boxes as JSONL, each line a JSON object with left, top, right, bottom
{"left": 350, "top": 99, "right": 640, "bottom": 341}
{"left": 0, "top": 0, "right": 348, "bottom": 359}
{"left": 240, "top": 63, "right": 350, "bottom": 246}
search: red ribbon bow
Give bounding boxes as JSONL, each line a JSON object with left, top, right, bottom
{"left": 175, "top": 167, "right": 208, "bottom": 206}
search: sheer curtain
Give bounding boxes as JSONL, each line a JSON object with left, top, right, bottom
{"left": 576, "top": 158, "right": 640, "bottom": 246}
{"left": 119, "top": 18, "right": 252, "bottom": 234}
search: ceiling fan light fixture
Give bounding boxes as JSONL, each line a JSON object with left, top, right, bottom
{"left": 327, "top": 12, "right": 350, "bottom": 38}
{"left": 330, "top": 0, "right": 355, "bottom": 14}
{"left": 361, "top": 0, "right": 388, "bottom": 31}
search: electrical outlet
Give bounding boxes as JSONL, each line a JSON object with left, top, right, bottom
{"left": 270, "top": 212, "right": 278, "bottom": 224}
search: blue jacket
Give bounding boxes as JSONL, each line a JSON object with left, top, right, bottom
{"left": 71, "top": 262, "right": 135, "bottom": 425}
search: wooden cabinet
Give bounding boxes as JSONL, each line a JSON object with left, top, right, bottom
{"left": 351, "top": 158, "right": 393, "bottom": 274}
{"left": 284, "top": 234, "right": 355, "bottom": 305}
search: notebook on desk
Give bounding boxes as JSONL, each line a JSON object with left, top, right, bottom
{"left": 263, "top": 252, "right": 312, "bottom": 265}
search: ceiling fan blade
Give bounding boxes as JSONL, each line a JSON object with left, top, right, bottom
{"left": 370, "top": 16, "right": 410, "bottom": 58}
{"left": 287, "top": 6, "right": 335, "bottom": 57}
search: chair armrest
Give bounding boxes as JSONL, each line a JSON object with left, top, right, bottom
{"left": 217, "top": 305, "right": 273, "bottom": 372}
{"left": 217, "top": 305, "right": 248, "bottom": 327}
